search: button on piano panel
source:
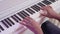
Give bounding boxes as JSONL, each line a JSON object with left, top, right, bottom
{"left": 42, "top": 0, "right": 52, "bottom": 5}
{"left": 31, "top": 5, "right": 40, "bottom": 12}
{"left": 1, "top": 20, "right": 9, "bottom": 28}
{"left": 37, "top": 2, "right": 45, "bottom": 7}
{"left": 4, "top": 19, "right": 12, "bottom": 26}
{"left": 25, "top": 8, "right": 35, "bottom": 14}
{"left": 7, "top": 18, "right": 15, "bottom": 25}
{"left": 17, "top": 11, "right": 25, "bottom": 19}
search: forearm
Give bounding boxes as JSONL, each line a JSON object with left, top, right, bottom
{"left": 54, "top": 14, "right": 60, "bottom": 21}
{"left": 34, "top": 30, "right": 43, "bottom": 34}
{"left": 34, "top": 27, "right": 43, "bottom": 34}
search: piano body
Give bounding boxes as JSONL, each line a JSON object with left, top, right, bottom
{"left": 0, "top": 0, "right": 60, "bottom": 34}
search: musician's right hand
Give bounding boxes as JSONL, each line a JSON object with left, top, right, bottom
{"left": 20, "top": 17, "right": 43, "bottom": 34}
{"left": 40, "top": 5, "right": 60, "bottom": 21}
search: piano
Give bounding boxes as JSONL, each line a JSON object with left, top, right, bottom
{"left": 0, "top": 0, "right": 59, "bottom": 34}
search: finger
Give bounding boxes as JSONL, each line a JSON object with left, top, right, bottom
{"left": 25, "top": 16, "right": 33, "bottom": 25}
{"left": 20, "top": 18, "right": 34, "bottom": 27}
{"left": 40, "top": 13, "right": 47, "bottom": 17}
{"left": 40, "top": 6, "right": 46, "bottom": 10}
{"left": 25, "top": 16, "right": 33, "bottom": 22}
{"left": 21, "top": 17, "right": 34, "bottom": 27}
{"left": 26, "top": 17, "right": 35, "bottom": 23}
{"left": 27, "top": 16, "right": 33, "bottom": 20}
{"left": 21, "top": 19, "right": 26, "bottom": 24}
{"left": 22, "top": 18, "right": 33, "bottom": 27}
{"left": 20, "top": 22, "right": 26, "bottom": 26}
{"left": 22, "top": 19, "right": 31, "bottom": 25}
{"left": 25, "top": 16, "right": 36, "bottom": 26}
{"left": 47, "top": 5, "right": 52, "bottom": 8}
{"left": 23, "top": 17, "right": 30, "bottom": 23}
{"left": 20, "top": 22, "right": 33, "bottom": 28}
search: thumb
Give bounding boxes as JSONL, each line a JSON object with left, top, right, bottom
{"left": 40, "top": 10, "right": 47, "bottom": 17}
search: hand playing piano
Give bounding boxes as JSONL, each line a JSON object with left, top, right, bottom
{"left": 20, "top": 17, "right": 43, "bottom": 34}
{"left": 40, "top": 5, "right": 58, "bottom": 18}
{"left": 40, "top": 5, "right": 60, "bottom": 21}
{"left": 41, "top": 6, "right": 60, "bottom": 20}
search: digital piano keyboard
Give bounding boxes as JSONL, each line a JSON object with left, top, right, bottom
{"left": 0, "top": 0, "right": 59, "bottom": 34}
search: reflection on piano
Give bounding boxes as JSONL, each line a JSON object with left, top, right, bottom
{"left": 0, "top": 0, "right": 58, "bottom": 34}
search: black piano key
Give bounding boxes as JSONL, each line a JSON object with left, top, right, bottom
{"left": 17, "top": 12, "right": 25, "bottom": 19}
{"left": 31, "top": 5, "right": 40, "bottom": 12}
{"left": 22, "top": 11, "right": 30, "bottom": 16}
{"left": 4, "top": 19, "right": 12, "bottom": 26}
{"left": 0, "top": 29, "right": 1, "bottom": 32}
{"left": 1, "top": 20, "right": 9, "bottom": 28}
{"left": 0, "top": 25, "right": 4, "bottom": 31}
{"left": 28, "top": 8, "right": 35, "bottom": 13}
{"left": 42, "top": 0, "right": 52, "bottom": 5}
{"left": 20, "top": 11, "right": 27, "bottom": 17}
{"left": 37, "top": 2, "right": 45, "bottom": 7}
{"left": 14, "top": 15, "right": 21, "bottom": 21}
{"left": 11, "top": 15, "right": 19, "bottom": 22}
{"left": 49, "top": 0, "right": 55, "bottom": 2}
{"left": 7, "top": 18, "right": 15, "bottom": 25}
{"left": 20, "top": 11, "right": 30, "bottom": 17}
{"left": 25, "top": 8, "right": 35, "bottom": 14}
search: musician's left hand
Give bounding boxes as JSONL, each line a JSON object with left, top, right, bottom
{"left": 20, "top": 16, "right": 43, "bottom": 34}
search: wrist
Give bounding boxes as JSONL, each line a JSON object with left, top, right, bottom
{"left": 34, "top": 28, "right": 43, "bottom": 34}
{"left": 54, "top": 14, "right": 60, "bottom": 21}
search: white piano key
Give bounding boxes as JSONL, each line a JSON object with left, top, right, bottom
{"left": 25, "top": 8, "right": 34, "bottom": 14}
{"left": 24, "top": 10, "right": 31, "bottom": 15}
{"left": 48, "top": 0, "right": 53, "bottom": 3}
{"left": 20, "top": 11, "right": 30, "bottom": 17}
{"left": 7, "top": 18, "right": 15, "bottom": 25}
{"left": 42, "top": 0, "right": 52, "bottom": 5}
{"left": 37, "top": 2, "right": 46, "bottom": 7}
{"left": 17, "top": 12, "right": 25, "bottom": 19}
{"left": 30, "top": 7, "right": 37, "bottom": 13}
{"left": 20, "top": 11, "right": 28, "bottom": 18}
{"left": 1, "top": 20, "right": 9, "bottom": 28}
{"left": 0, "top": 23, "right": 21, "bottom": 34}
{"left": 0, "top": 22, "right": 6, "bottom": 30}
{"left": 49, "top": 0, "right": 56, "bottom": 2}
{"left": 41, "top": 1, "right": 47, "bottom": 6}
{"left": 16, "top": 14, "right": 23, "bottom": 20}
{"left": 3, "top": 20, "right": 10, "bottom": 28}
{"left": 13, "top": 15, "right": 21, "bottom": 22}
{"left": 9, "top": 17, "right": 17, "bottom": 24}
{"left": 11, "top": 15, "right": 19, "bottom": 22}
{"left": 31, "top": 4, "right": 40, "bottom": 12}
{"left": 4, "top": 19, "right": 12, "bottom": 27}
